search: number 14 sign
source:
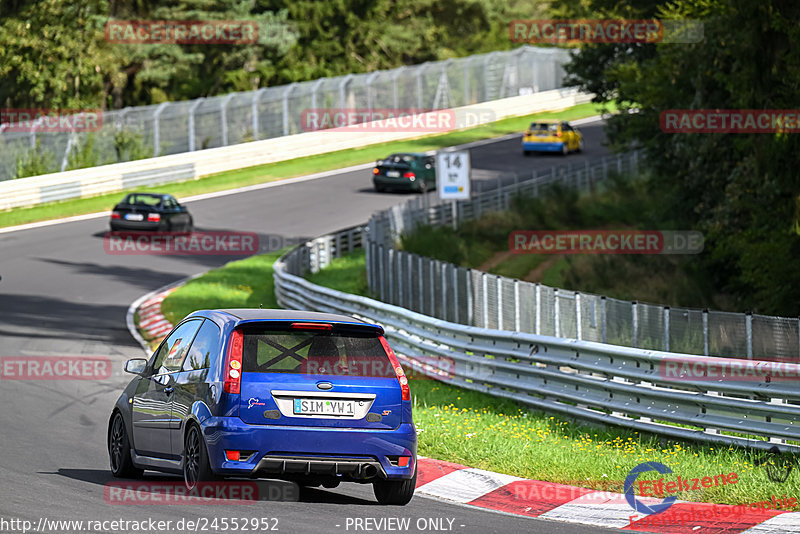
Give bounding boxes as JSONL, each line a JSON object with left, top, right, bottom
{"left": 436, "top": 150, "right": 471, "bottom": 200}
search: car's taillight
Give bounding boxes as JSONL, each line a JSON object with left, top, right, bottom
{"left": 373, "top": 168, "right": 379, "bottom": 175}
{"left": 556, "top": 130, "right": 562, "bottom": 137}
{"left": 403, "top": 172, "right": 415, "bottom": 179}
{"left": 290, "top": 322, "right": 332, "bottom": 331}
{"left": 111, "top": 211, "right": 121, "bottom": 219}
{"left": 223, "top": 329, "right": 243, "bottom": 394}
{"left": 147, "top": 213, "right": 161, "bottom": 222}
{"left": 379, "top": 336, "right": 410, "bottom": 401}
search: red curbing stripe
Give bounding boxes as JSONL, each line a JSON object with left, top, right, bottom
{"left": 416, "top": 458, "right": 468, "bottom": 488}
{"left": 469, "top": 479, "right": 597, "bottom": 518}
{"left": 624, "top": 501, "right": 785, "bottom": 533}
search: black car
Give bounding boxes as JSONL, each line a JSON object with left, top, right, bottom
{"left": 110, "top": 193, "right": 193, "bottom": 232}
{"left": 372, "top": 153, "right": 436, "bottom": 193}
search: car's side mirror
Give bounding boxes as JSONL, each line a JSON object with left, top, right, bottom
{"left": 124, "top": 358, "right": 148, "bottom": 375}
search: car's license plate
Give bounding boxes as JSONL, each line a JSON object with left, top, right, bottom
{"left": 386, "top": 170, "right": 400, "bottom": 178}
{"left": 125, "top": 213, "right": 144, "bottom": 221}
{"left": 293, "top": 398, "right": 355, "bottom": 416}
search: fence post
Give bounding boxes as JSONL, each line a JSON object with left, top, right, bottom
{"left": 703, "top": 309, "right": 709, "bottom": 356}
{"left": 282, "top": 83, "right": 297, "bottom": 136}
{"left": 746, "top": 312, "right": 753, "bottom": 360}
{"left": 378, "top": 245, "right": 385, "bottom": 301}
{"left": 152, "top": 102, "right": 169, "bottom": 156}
{"left": 482, "top": 273, "right": 489, "bottom": 328}
{"left": 575, "top": 292, "right": 582, "bottom": 341}
{"left": 535, "top": 283, "right": 541, "bottom": 335}
{"left": 554, "top": 288, "right": 560, "bottom": 338}
{"left": 632, "top": 301, "right": 638, "bottom": 348}
{"left": 188, "top": 98, "right": 204, "bottom": 151}
{"left": 441, "top": 261, "right": 448, "bottom": 321}
{"left": 453, "top": 264, "right": 460, "bottom": 324}
{"left": 429, "top": 260, "right": 436, "bottom": 316}
{"left": 601, "top": 296, "right": 607, "bottom": 343}
{"left": 397, "top": 250, "right": 403, "bottom": 308}
{"left": 514, "top": 279, "right": 520, "bottom": 332}
{"left": 220, "top": 93, "right": 235, "bottom": 146}
{"left": 407, "top": 252, "right": 414, "bottom": 310}
{"left": 496, "top": 276, "right": 503, "bottom": 330}
{"left": 418, "top": 256, "right": 424, "bottom": 313}
{"left": 466, "top": 269, "right": 474, "bottom": 326}
{"left": 664, "top": 306, "right": 670, "bottom": 352}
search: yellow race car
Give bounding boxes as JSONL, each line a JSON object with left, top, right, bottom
{"left": 522, "top": 119, "right": 584, "bottom": 156}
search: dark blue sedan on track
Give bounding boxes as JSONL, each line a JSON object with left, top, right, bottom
{"left": 108, "top": 309, "right": 417, "bottom": 505}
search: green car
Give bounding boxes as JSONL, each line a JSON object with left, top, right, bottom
{"left": 372, "top": 153, "right": 436, "bottom": 193}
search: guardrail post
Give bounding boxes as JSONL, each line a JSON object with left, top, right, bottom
{"left": 746, "top": 312, "right": 753, "bottom": 360}
{"left": 513, "top": 280, "right": 520, "bottom": 332}
{"left": 535, "top": 283, "right": 541, "bottom": 334}
{"left": 153, "top": 102, "right": 169, "bottom": 156}
{"left": 703, "top": 309, "right": 709, "bottom": 356}
{"left": 482, "top": 273, "right": 489, "bottom": 328}
{"left": 575, "top": 292, "right": 582, "bottom": 340}
{"left": 496, "top": 276, "right": 503, "bottom": 330}
{"left": 554, "top": 288, "right": 560, "bottom": 337}
{"left": 188, "top": 98, "right": 204, "bottom": 151}
{"left": 632, "top": 301, "right": 638, "bottom": 348}
{"left": 664, "top": 306, "right": 670, "bottom": 352}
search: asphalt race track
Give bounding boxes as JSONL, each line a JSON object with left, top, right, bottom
{"left": 0, "top": 121, "right": 629, "bottom": 534}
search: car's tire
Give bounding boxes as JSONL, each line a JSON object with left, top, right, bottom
{"left": 373, "top": 465, "right": 416, "bottom": 505}
{"left": 374, "top": 184, "right": 385, "bottom": 193}
{"left": 184, "top": 216, "right": 194, "bottom": 234}
{"left": 108, "top": 412, "right": 144, "bottom": 479}
{"left": 577, "top": 139, "right": 584, "bottom": 153}
{"left": 183, "top": 424, "right": 217, "bottom": 491}
{"left": 523, "top": 150, "right": 532, "bottom": 157}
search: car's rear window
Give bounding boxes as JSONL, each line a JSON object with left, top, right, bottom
{"left": 529, "top": 122, "right": 559, "bottom": 132}
{"left": 242, "top": 330, "right": 395, "bottom": 377}
{"left": 125, "top": 194, "right": 162, "bottom": 207}
{"left": 383, "top": 154, "right": 415, "bottom": 164}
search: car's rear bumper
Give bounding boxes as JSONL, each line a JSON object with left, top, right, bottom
{"left": 373, "top": 176, "right": 424, "bottom": 191}
{"left": 109, "top": 220, "right": 162, "bottom": 231}
{"left": 200, "top": 417, "right": 417, "bottom": 480}
{"left": 522, "top": 141, "right": 564, "bottom": 152}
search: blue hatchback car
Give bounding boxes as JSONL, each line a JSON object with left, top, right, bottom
{"left": 108, "top": 309, "right": 417, "bottom": 505}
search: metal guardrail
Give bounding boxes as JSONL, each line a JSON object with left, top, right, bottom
{"left": 273, "top": 226, "right": 800, "bottom": 453}
{"left": 364, "top": 153, "right": 800, "bottom": 362}
{"left": 0, "top": 46, "right": 569, "bottom": 182}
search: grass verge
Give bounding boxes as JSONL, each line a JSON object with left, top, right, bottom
{"left": 160, "top": 248, "right": 289, "bottom": 326}
{"left": 0, "top": 102, "right": 608, "bottom": 229}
